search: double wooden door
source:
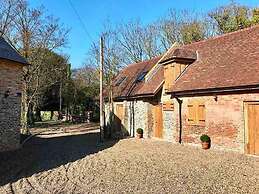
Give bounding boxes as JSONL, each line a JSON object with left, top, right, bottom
{"left": 246, "top": 103, "right": 259, "bottom": 155}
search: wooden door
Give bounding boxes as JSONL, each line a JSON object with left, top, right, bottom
{"left": 246, "top": 103, "right": 259, "bottom": 155}
{"left": 116, "top": 104, "right": 124, "bottom": 121}
{"left": 153, "top": 104, "right": 163, "bottom": 138}
{"left": 115, "top": 104, "right": 124, "bottom": 130}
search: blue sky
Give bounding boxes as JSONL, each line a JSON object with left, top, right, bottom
{"left": 29, "top": 0, "right": 259, "bottom": 69}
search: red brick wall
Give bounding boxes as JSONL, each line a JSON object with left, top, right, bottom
{"left": 0, "top": 59, "right": 23, "bottom": 94}
{"left": 173, "top": 93, "right": 259, "bottom": 153}
{"left": 0, "top": 59, "right": 23, "bottom": 152}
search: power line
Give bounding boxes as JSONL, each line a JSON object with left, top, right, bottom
{"left": 67, "top": 0, "right": 94, "bottom": 42}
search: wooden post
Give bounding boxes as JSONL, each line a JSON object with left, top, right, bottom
{"left": 99, "top": 36, "right": 104, "bottom": 142}
{"left": 59, "top": 81, "right": 62, "bottom": 112}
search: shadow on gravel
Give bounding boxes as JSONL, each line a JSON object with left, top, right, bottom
{"left": 0, "top": 131, "right": 118, "bottom": 186}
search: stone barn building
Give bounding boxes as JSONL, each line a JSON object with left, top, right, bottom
{"left": 106, "top": 25, "right": 259, "bottom": 156}
{"left": 163, "top": 25, "right": 259, "bottom": 155}
{"left": 105, "top": 56, "right": 166, "bottom": 139}
{"left": 0, "top": 37, "right": 28, "bottom": 152}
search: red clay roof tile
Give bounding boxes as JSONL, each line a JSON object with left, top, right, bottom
{"left": 166, "top": 25, "right": 259, "bottom": 93}
{"left": 112, "top": 56, "right": 162, "bottom": 99}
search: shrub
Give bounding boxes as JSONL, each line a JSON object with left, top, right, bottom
{"left": 136, "top": 128, "right": 143, "bottom": 134}
{"left": 200, "top": 134, "right": 211, "bottom": 142}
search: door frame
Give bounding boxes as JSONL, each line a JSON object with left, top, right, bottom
{"left": 115, "top": 103, "right": 124, "bottom": 121}
{"left": 244, "top": 101, "right": 259, "bottom": 154}
{"left": 153, "top": 103, "right": 163, "bottom": 139}
{"left": 115, "top": 102, "right": 125, "bottom": 130}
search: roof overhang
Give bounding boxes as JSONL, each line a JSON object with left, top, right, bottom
{"left": 0, "top": 57, "right": 29, "bottom": 66}
{"left": 171, "top": 84, "right": 259, "bottom": 97}
{"left": 113, "top": 81, "right": 164, "bottom": 101}
{"left": 159, "top": 48, "right": 197, "bottom": 65}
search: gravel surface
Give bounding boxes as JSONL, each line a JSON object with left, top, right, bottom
{"left": 0, "top": 129, "right": 259, "bottom": 194}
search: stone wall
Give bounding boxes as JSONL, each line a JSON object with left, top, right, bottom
{"left": 105, "top": 100, "right": 152, "bottom": 138}
{"left": 106, "top": 89, "right": 259, "bottom": 153}
{"left": 173, "top": 93, "right": 259, "bottom": 153}
{"left": 162, "top": 110, "right": 175, "bottom": 142}
{"left": 134, "top": 100, "right": 149, "bottom": 138}
{"left": 104, "top": 101, "right": 133, "bottom": 137}
{"left": 161, "top": 86, "right": 176, "bottom": 142}
{"left": 0, "top": 59, "right": 23, "bottom": 152}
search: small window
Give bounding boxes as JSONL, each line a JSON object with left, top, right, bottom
{"left": 115, "top": 76, "right": 126, "bottom": 86}
{"left": 136, "top": 71, "right": 148, "bottom": 82}
{"left": 187, "top": 100, "right": 205, "bottom": 125}
{"left": 187, "top": 104, "right": 195, "bottom": 123}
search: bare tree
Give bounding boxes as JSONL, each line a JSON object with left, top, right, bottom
{"left": 158, "top": 9, "right": 211, "bottom": 47}
{"left": 116, "top": 20, "right": 145, "bottom": 64}
{"left": 141, "top": 24, "right": 163, "bottom": 58}
{"left": 158, "top": 10, "right": 184, "bottom": 50}
{"left": 0, "top": 0, "right": 69, "bottom": 133}
{"left": 0, "top": 0, "right": 16, "bottom": 36}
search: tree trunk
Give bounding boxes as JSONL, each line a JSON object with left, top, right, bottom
{"left": 50, "top": 110, "right": 54, "bottom": 120}
{"left": 21, "top": 93, "right": 29, "bottom": 134}
{"left": 35, "top": 108, "right": 42, "bottom": 122}
{"left": 28, "top": 103, "right": 34, "bottom": 126}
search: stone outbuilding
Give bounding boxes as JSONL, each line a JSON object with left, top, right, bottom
{"left": 105, "top": 56, "right": 166, "bottom": 139}
{"left": 163, "top": 25, "right": 259, "bottom": 155}
{"left": 106, "top": 25, "right": 259, "bottom": 156}
{"left": 0, "top": 37, "right": 28, "bottom": 152}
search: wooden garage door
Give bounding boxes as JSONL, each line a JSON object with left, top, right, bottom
{"left": 153, "top": 104, "right": 163, "bottom": 138}
{"left": 246, "top": 103, "right": 259, "bottom": 155}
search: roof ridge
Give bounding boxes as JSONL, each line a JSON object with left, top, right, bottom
{"left": 145, "top": 42, "right": 179, "bottom": 81}
{"left": 120, "top": 55, "right": 161, "bottom": 74}
{"left": 127, "top": 55, "right": 161, "bottom": 66}
{"left": 170, "top": 24, "right": 259, "bottom": 93}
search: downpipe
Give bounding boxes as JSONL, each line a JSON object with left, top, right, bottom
{"left": 175, "top": 97, "right": 183, "bottom": 144}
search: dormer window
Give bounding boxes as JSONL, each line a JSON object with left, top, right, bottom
{"left": 161, "top": 48, "right": 197, "bottom": 92}
{"left": 137, "top": 71, "right": 148, "bottom": 82}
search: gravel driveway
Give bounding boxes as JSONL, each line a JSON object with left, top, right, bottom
{"left": 0, "top": 130, "right": 259, "bottom": 194}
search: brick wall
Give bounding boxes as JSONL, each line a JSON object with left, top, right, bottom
{"left": 173, "top": 93, "right": 259, "bottom": 153}
{"left": 0, "top": 59, "right": 23, "bottom": 152}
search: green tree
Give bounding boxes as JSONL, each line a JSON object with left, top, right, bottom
{"left": 209, "top": 2, "right": 259, "bottom": 34}
{"left": 32, "top": 49, "right": 69, "bottom": 122}
{"left": 62, "top": 66, "right": 99, "bottom": 120}
{"left": 180, "top": 21, "right": 207, "bottom": 44}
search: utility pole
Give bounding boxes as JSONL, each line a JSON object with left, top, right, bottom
{"left": 59, "top": 81, "right": 62, "bottom": 120}
{"left": 99, "top": 36, "right": 104, "bottom": 142}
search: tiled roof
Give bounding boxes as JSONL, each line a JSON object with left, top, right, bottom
{"left": 132, "top": 65, "right": 164, "bottom": 96}
{"left": 160, "top": 48, "right": 197, "bottom": 64}
{"left": 0, "top": 37, "right": 28, "bottom": 65}
{"left": 112, "top": 56, "right": 162, "bottom": 100}
{"left": 166, "top": 25, "right": 259, "bottom": 93}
